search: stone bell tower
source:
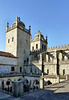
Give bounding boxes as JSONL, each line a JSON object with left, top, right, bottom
{"left": 6, "top": 17, "right": 31, "bottom": 72}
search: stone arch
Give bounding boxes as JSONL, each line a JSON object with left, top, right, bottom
{"left": 46, "top": 80, "right": 52, "bottom": 85}
{"left": 24, "top": 79, "right": 29, "bottom": 85}
{"left": 24, "top": 79, "right": 29, "bottom": 92}
{"left": 18, "top": 78, "right": 22, "bottom": 81}
{"left": 33, "top": 80, "right": 39, "bottom": 89}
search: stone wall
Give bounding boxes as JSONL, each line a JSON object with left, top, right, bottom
{"left": 6, "top": 28, "right": 17, "bottom": 56}
{"left": 0, "top": 56, "right": 17, "bottom": 66}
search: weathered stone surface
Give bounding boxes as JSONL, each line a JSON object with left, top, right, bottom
{"left": 12, "top": 80, "right": 23, "bottom": 97}
{"left": 0, "top": 80, "right": 69, "bottom": 100}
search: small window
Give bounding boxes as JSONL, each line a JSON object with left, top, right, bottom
{"left": 12, "top": 37, "right": 14, "bottom": 42}
{"left": 47, "top": 69, "right": 49, "bottom": 75}
{"left": 11, "top": 67, "right": 15, "bottom": 71}
{"left": 24, "top": 60, "right": 26, "bottom": 64}
{"left": 62, "top": 55, "right": 64, "bottom": 61}
{"left": 36, "top": 44, "right": 38, "bottom": 49}
{"left": 20, "top": 67, "right": 22, "bottom": 72}
{"left": 27, "top": 58, "right": 29, "bottom": 63}
{"left": 32, "top": 46, "right": 34, "bottom": 51}
{"left": 8, "top": 39, "right": 10, "bottom": 43}
{"left": 63, "top": 69, "right": 65, "bottom": 75}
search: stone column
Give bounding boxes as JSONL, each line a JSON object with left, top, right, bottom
{"left": 12, "top": 81, "right": 23, "bottom": 97}
{"left": 66, "top": 75, "right": 68, "bottom": 80}
{"left": 46, "top": 54, "right": 48, "bottom": 62}
{"left": 40, "top": 73, "right": 44, "bottom": 89}
{"left": 57, "top": 75, "right": 60, "bottom": 83}
{"left": 53, "top": 50, "right": 58, "bottom": 76}
{"left": 29, "top": 55, "right": 31, "bottom": 65}
{"left": 59, "top": 53, "right": 62, "bottom": 61}
{"left": 39, "top": 53, "right": 42, "bottom": 64}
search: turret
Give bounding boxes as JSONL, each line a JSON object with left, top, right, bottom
{"left": 6, "top": 21, "right": 9, "bottom": 31}
{"left": 38, "top": 30, "right": 41, "bottom": 40}
{"left": 16, "top": 16, "right": 20, "bottom": 21}
{"left": 29, "top": 25, "right": 31, "bottom": 34}
{"left": 46, "top": 36, "right": 48, "bottom": 49}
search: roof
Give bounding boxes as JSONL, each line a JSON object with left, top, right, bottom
{"left": 0, "top": 51, "right": 17, "bottom": 58}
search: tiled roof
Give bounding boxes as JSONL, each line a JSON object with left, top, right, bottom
{"left": 0, "top": 51, "right": 17, "bottom": 58}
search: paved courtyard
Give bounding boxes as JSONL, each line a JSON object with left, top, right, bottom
{"left": 0, "top": 80, "right": 69, "bottom": 100}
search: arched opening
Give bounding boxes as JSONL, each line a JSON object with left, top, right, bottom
{"left": 18, "top": 78, "right": 22, "bottom": 81}
{"left": 24, "top": 79, "right": 29, "bottom": 92}
{"left": 63, "top": 69, "right": 65, "bottom": 75}
{"left": 46, "top": 80, "right": 52, "bottom": 85}
{"left": 33, "top": 80, "right": 39, "bottom": 89}
{"left": 5, "top": 79, "right": 12, "bottom": 93}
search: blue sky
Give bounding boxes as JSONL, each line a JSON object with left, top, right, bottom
{"left": 0, "top": 0, "right": 69, "bottom": 51}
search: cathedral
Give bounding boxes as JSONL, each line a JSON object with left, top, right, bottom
{"left": 0, "top": 17, "right": 69, "bottom": 92}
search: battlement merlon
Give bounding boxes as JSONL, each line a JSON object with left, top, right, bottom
{"left": 47, "top": 44, "right": 69, "bottom": 52}
{"left": 6, "top": 17, "right": 31, "bottom": 35}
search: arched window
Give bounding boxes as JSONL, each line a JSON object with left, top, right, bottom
{"left": 36, "top": 44, "right": 38, "bottom": 49}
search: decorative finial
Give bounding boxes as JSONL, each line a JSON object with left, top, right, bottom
{"left": 16, "top": 16, "right": 20, "bottom": 21}
{"left": 38, "top": 30, "right": 41, "bottom": 34}
{"left": 7, "top": 22, "right": 9, "bottom": 27}
{"left": 46, "top": 35, "right": 48, "bottom": 44}
{"left": 29, "top": 25, "right": 31, "bottom": 34}
{"left": 6, "top": 21, "right": 9, "bottom": 31}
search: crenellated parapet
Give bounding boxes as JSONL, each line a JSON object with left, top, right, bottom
{"left": 47, "top": 44, "right": 69, "bottom": 52}
{"left": 6, "top": 16, "right": 30, "bottom": 34}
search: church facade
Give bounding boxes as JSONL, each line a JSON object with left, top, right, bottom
{"left": 0, "top": 17, "right": 69, "bottom": 91}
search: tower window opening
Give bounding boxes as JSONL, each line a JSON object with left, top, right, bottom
{"left": 32, "top": 46, "right": 34, "bottom": 51}
{"left": 48, "top": 56, "right": 50, "bottom": 62}
{"left": 62, "top": 55, "right": 64, "bottom": 61}
{"left": 36, "top": 44, "right": 38, "bottom": 49}
{"left": 12, "top": 37, "right": 14, "bottom": 42}
{"left": 63, "top": 69, "right": 65, "bottom": 75}
{"left": 42, "top": 44, "right": 43, "bottom": 50}
{"left": 8, "top": 39, "right": 10, "bottom": 43}
{"left": 47, "top": 69, "right": 49, "bottom": 75}
{"left": 20, "top": 67, "right": 22, "bottom": 72}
